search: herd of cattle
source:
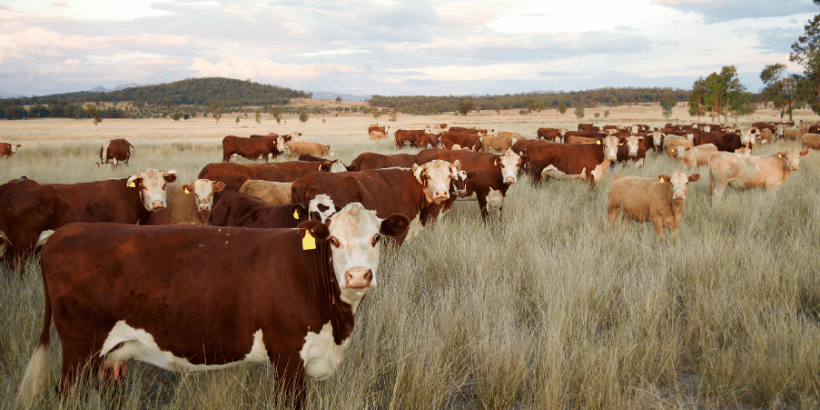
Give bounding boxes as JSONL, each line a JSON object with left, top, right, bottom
{"left": 3, "top": 118, "right": 817, "bottom": 409}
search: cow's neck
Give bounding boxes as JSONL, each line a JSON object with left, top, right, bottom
{"left": 671, "top": 198, "right": 684, "bottom": 215}
{"left": 308, "top": 240, "right": 355, "bottom": 346}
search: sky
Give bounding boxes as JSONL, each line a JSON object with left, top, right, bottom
{"left": 0, "top": 0, "right": 817, "bottom": 97}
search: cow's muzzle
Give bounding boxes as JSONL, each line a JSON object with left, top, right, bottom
{"left": 151, "top": 200, "right": 166, "bottom": 211}
{"left": 434, "top": 189, "right": 449, "bottom": 202}
{"left": 674, "top": 194, "right": 685, "bottom": 200}
{"left": 791, "top": 166, "right": 799, "bottom": 171}
{"left": 199, "top": 205, "right": 211, "bottom": 213}
{"left": 345, "top": 267, "right": 373, "bottom": 290}
{"left": 505, "top": 176, "right": 516, "bottom": 184}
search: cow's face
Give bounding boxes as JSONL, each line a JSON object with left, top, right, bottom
{"left": 11, "top": 144, "right": 19, "bottom": 154}
{"left": 740, "top": 129, "right": 755, "bottom": 148}
{"left": 559, "top": 128, "right": 568, "bottom": 136}
{"left": 327, "top": 160, "right": 347, "bottom": 173}
{"left": 182, "top": 179, "right": 224, "bottom": 213}
{"left": 309, "top": 194, "right": 336, "bottom": 223}
{"left": 777, "top": 149, "right": 809, "bottom": 171}
{"left": 496, "top": 149, "right": 523, "bottom": 184}
{"left": 651, "top": 132, "right": 664, "bottom": 148}
{"left": 686, "top": 133, "right": 695, "bottom": 141}
{"left": 601, "top": 136, "right": 619, "bottom": 161}
{"left": 413, "top": 159, "right": 459, "bottom": 204}
{"left": 625, "top": 136, "right": 643, "bottom": 157}
{"left": 630, "top": 125, "right": 639, "bottom": 134}
{"left": 451, "top": 169, "right": 472, "bottom": 197}
{"left": 276, "top": 136, "right": 285, "bottom": 153}
{"left": 659, "top": 171, "right": 700, "bottom": 200}
{"left": 127, "top": 169, "right": 178, "bottom": 212}
{"left": 326, "top": 145, "right": 335, "bottom": 158}
{"left": 325, "top": 203, "right": 409, "bottom": 306}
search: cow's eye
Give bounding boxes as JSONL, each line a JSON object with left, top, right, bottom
{"left": 372, "top": 234, "right": 382, "bottom": 247}
{"left": 329, "top": 237, "right": 340, "bottom": 247}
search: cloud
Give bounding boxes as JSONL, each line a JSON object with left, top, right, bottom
{"left": 223, "top": 4, "right": 261, "bottom": 22}
{"left": 52, "top": 1, "right": 68, "bottom": 7}
{"left": 188, "top": 56, "right": 364, "bottom": 81}
{"left": 0, "top": 26, "right": 114, "bottom": 62}
{"left": 65, "top": 58, "right": 79, "bottom": 68}
{"left": 651, "top": 0, "right": 817, "bottom": 24}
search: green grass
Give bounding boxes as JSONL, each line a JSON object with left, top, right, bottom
{"left": 2, "top": 130, "right": 819, "bottom": 409}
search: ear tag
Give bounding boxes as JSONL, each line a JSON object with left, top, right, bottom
{"left": 302, "top": 230, "right": 316, "bottom": 250}
{"left": 778, "top": 153, "right": 783, "bottom": 158}
{"left": 414, "top": 167, "right": 421, "bottom": 179}
{"left": 183, "top": 187, "right": 190, "bottom": 194}
{"left": 659, "top": 177, "right": 665, "bottom": 183}
{"left": 293, "top": 210, "right": 299, "bottom": 219}
{"left": 596, "top": 140, "right": 601, "bottom": 145}
{"left": 519, "top": 151, "right": 523, "bottom": 155}
{"left": 128, "top": 181, "right": 136, "bottom": 188}
{"left": 318, "top": 164, "right": 322, "bottom": 170}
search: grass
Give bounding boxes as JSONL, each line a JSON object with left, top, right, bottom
{"left": 1, "top": 113, "right": 820, "bottom": 409}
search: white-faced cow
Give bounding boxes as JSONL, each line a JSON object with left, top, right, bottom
{"left": 147, "top": 179, "right": 225, "bottom": 225}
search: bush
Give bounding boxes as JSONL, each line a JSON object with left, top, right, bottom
{"left": 574, "top": 106, "right": 585, "bottom": 119}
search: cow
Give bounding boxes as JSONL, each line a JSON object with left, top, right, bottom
{"left": 677, "top": 144, "right": 718, "bottom": 168}
{"left": 607, "top": 171, "right": 701, "bottom": 240}
{"left": 394, "top": 129, "right": 427, "bottom": 148}
{"left": 578, "top": 123, "right": 599, "bottom": 131}
{"left": 526, "top": 135, "right": 619, "bottom": 186}
{"left": 738, "top": 127, "right": 757, "bottom": 148}
{"left": 759, "top": 128, "right": 773, "bottom": 144}
{"left": 239, "top": 180, "right": 293, "bottom": 205}
{"left": 648, "top": 132, "right": 665, "bottom": 152}
{"left": 198, "top": 162, "right": 333, "bottom": 192}
{"left": 449, "top": 127, "right": 489, "bottom": 134}
{"left": 497, "top": 131, "right": 525, "bottom": 140}
{"left": 415, "top": 132, "right": 441, "bottom": 149}
{"left": 223, "top": 135, "right": 285, "bottom": 163}
{"left": 414, "top": 149, "right": 524, "bottom": 218}
{"left": 708, "top": 149, "right": 810, "bottom": 205}
{"left": 536, "top": 128, "right": 567, "bottom": 142}
{"left": 0, "top": 169, "right": 177, "bottom": 270}
{"left": 511, "top": 139, "right": 548, "bottom": 156}
{"left": 368, "top": 124, "right": 386, "bottom": 134}
{"left": 96, "top": 139, "right": 134, "bottom": 167}
{"left": 146, "top": 179, "right": 225, "bottom": 225}
{"left": 210, "top": 190, "right": 315, "bottom": 229}
{"left": 440, "top": 131, "right": 482, "bottom": 151}
{"left": 696, "top": 132, "right": 746, "bottom": 153}
{"left": 801, "top": 133, "right": 820, "bottom": 150}
{"left": 616, "top": 136, "right": 647, "bottom": 167}
{"left": 369, "top": 131, "right": 387, "bottom": 140}
{"left": 16, "top": 203, "right": 410, "bottom": 409}
{"left": 286, "top": 141, "right": 334, "bottom": 159}
{"left": 566, "top": 135, "right": 602, "bottom": 145}
{"left": 667, "top": 139, "right": 694, "bottom": 160}
{"left": 297, "top": 155, "right": 351, "bottom": 172}
{"left": 783, "top": 127, "right": 807, "bottom": 141}
{"left": 0, "top": 142, "right": 21, "bottom": 158}
{"left": 481, "top": 134, "right": 517, "bottom": 153}
{"left": 349, "top": 152, "right": 417, "bottom": 171}
{"left": 292, "top": 160, "right": 464, "bottom": 243}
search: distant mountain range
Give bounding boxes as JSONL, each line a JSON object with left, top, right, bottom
{"left": 88, "top": 83, "right": 151, "bottom": 92}
{"left": 310, "top": 91, "right": 372, "bottom": 101}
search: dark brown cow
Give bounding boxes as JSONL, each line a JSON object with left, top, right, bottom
{"left": 17, "top": 203, "right": 409, "bottom": 409}
{"left": 298, "top": 155, "right": 352, "bottom": 172}
{"left": 526, "top": 136, "right": 619, "bottom": 186}
{"left": 440, "top": 131, "right": 482, "bottom": 151}
{"left": 695, "top": 132, "right": 746, "bottom": 153}
{"left": 511, "top": 139, "right": 548, "bottom": 156}
{"left": 449, "top": 127, "right": 490, "bottom": 134}
{"left": 0, "top": 142, "right": 21, "bottom": 158}
{"left": 210, "top": 190, "right": 309, "bottom": 228}
{"left": 578, "top": 123, "right": 600, "bottom": 131}
{"left": 96, "top": 139, "right": 133, "bottom": 167}
{"left": 222, "top": 135, "right": 285, "bottom": 162}
{"left": 349, "top": 152, "right": 417, "bottom": 171}
{"left": 415, "top": 149, "right": 525, "bottom": 218}
{"left": 394, "top": 129, "right": 427, "bottom": 148}
{"left": 292, "top": 160, "right": 463, "bottom": 244}
{"left": 415, "top": 132, "right": 441, "bottom": 149}
{"left": 198, "top": 162, "right": 333, "bottom": 192}
{"left": 0, "top": 169, "right": 177, "bottom": 270}
{"left": 536, "top": 128, "right": 567, "bottom": 142}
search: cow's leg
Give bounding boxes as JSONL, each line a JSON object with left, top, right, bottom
{"left": 476, "top": 190, "right": 490, "bottom": 219}
{"left": 606, "top": 201, "right": 621, "bottom": 225}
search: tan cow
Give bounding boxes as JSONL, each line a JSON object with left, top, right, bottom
{"left": 801, "top": 133, "right": 820, "bottom": 150}
{"left": 667, "top": 139, "right": 694, "bottom": 160}
{"left": 481, "top": 134, "right": 517, "bottom": 153}
{"left": 678, "top": 143, "right": 717, "bottom": 168}
{"left": 783, "top": 127, "right": 807, "bottom": 141}
{"left": 239, "top": 180, "right": 293, "bottom": 206}
{"left": 709, "top": 148, "right": 810, "bottom": 205}
{"left": 759, "top": 128, "right": 773, "bottom": 144}
{"left": 369, "top": 131, "right": 387, "bottom": 140}
{"left": 286, "top": 141, "right": 335, "bottom": 159}
{"left": 147, "top": 179, "right": 225, "bottom": 225}
{"left": 607, "top": 171, "right": 700, "bottom": 240}
{"left": 497, "top": 131, "right": 526, "bottom": 140}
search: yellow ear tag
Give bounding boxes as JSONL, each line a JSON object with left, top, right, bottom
{"left": 596, "top": 140, "right": 601, "bottom": 145}
{"left": 128, "top": 181, "right": 136, "bottom": 188}
{"left": 778, "top": 153, "right": 783, "bottom": 158}
{"left": 183, "top": 187, "right": 190, "bottom": 194}
{"left": 318, "top": 164, "right": 322, "bottom": 170}
{"left": 293, "top": 210, "right": 299, "bottom": 219}
{"left": 659, "top": 177, "right": 665, "bottom": 183}
{"left": 519, "top": 151, "right": 523, "bottom": 155}
{"left": 302, "top": 231, "right": 316, "bottom": 250}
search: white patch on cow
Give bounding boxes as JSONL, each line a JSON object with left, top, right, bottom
{"left": 625, "top": 136, "right": 642, "bottom": 157}
{"left": 686, "top": 133, "right": 694, "bottom": 141}
{"left": 486, "top": 188, "right": 503, "bottom": 212}
{"left": 591, "top": 161, "right": 608, "bottom": 181}
{"left": 499, "top": 149, "right": 521, "bottom": 184}
{"left": 308, "top": 194, "right": 336, "bottom": 223}
{"left": 0, "top": 230, "right": 7, "bottom": 258}
{"left": 190, "top": 179, "right": 220, "bottom": 213}
{"left": 276, "top": 136, "right": 285, "bottom": 153}
{"left": 100, "top": 321, "right": 269, "bottom": 373}
{"left": 669, "top": 171, "right": 690, "bottom": 200}
{"left": 299, "top": 322, "right": 348, "bottom": 381}
{"left": 35, "top": 230, "right": 54, "bottom": 248}
{"left": 229, "top": 154, "right": 238, "bottom": 163}
{"left": 101, "top": 142, "right": 110, "bottom": 163}
{"left": 329, "top": 160, "right": 347, "bottom": 173}
{"left": 541, "top": 165, "right": 573, "bottom": 180}
{"left": 452, "top": 144, "right": 462, "bottom": 150}
{"left": 414, "top": 160, "right": 457, "bottom": 204}
{"left": 406, "top": 212, "right": 423, "bottom": 240}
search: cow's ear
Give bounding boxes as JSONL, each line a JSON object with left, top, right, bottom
{"left": 326, "top": 144, "right": 331, "bottom": 149}
{"left": 777, "top": 152, "right": 785, "bottom": 159}
{"left": 182, "top": 184, "right": 194, "bottom": 194}
{"left": 688, "top": 174, "right": 701, "bottom": 182}
{"left": 452, "top": 159, "right": 462, "bottom": 170}
{"left": 290, "top": 204, "right": 307, "bottom": 220}
{"left": 297, "top": 220, "right": 330, "bottom": 241}
{"left": 213, "top": 181, "right": 225, "bottom": 192}
{"left": 657, "top": 174, "right": 670, "bottom": 183}
{"left": 800, "top": 149, "right": 809, "bottom": 156}
{"left": 493, "top": 157, "right": 500, "bottom": 166}
{"left": 126, "top": 175, "right": 141, "bottom": 188}
{"left": 413, "top": 164, "right": 424, "bottom": 183}
{"left": 380, "top": 214, "right": 410, "bottom": 238}
{"left": 163, "top": 170, "right": 178, "bottom": 183}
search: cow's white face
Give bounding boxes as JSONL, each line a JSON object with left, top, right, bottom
{"left": 662, "top": 171, "right": 700, "bottom": 200}
{"left": 276, "top": 136, "right": 285, "bottom": 153}
{"left": 328, "top": 160, "right": 347, "bottom": 173}
{"left": 778, "top": 149, "right": 809, "bottom": 171}
{"left": 127, "top": 169, "right": 177, "bottom": 212}
{"left": 182, "top": 179, "right": 224, "bottom": 213}
{"left": 559, "top": 128, "right": 568, "bottom": 135}
{"left": 651, "top": 132, "right": 664, "bottom": 148}
{"left": 326, "top": 145, "right": 335, "bottom": 158}
{"left": 413, "top": 159, "right": 459, "bottom": 204}
{"left": 497, "top": 149, "right": 523, "bottom": 184}
{"left": 625, "top": 136, "right": 643, "bottom": 157}
{"left": 630, "top": 125, "right": 639, "bottom": 134}
{"left": 11, "top": 144, "right": 18, "bottom": 154}
{"left": 740, "top": 129, "right": 755, "bottom": 147}
{"left": 309, "top": 194, "right": 336, "bottom": 223}
{"left": 686, "top": 133, "right": 694, "bottom": 141}
{"left": 601, "top": 136, "right": 619, "bottom": 161}
{"left": 327, "top": 203, "right": 408, "bottom": 309}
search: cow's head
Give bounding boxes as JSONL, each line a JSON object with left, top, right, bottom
{"left": 12, "top": 144, "right": 19, "bottom": 154}
{"left": 127, "top": 169, "right": 178, "bottom": 212}
{"left": 451, "top": 169, "right": 474, "bottom": 197}
{"left": 309, "top": 194, "right": 337, "bottom": 223}
{"left": 413, "top": 159, "right": 461, "bottom": 204}
{"left": 624, "top": 136, "right": 643, "bottom": 157}
{"left": 559, "top": 128, "right": 568, "bottom": 136}
{"left": 599, "top": 135, "right": 619, "bottom": 161}
{"left": 658, "top": 171, "right": 700, "bottom": 200}
{"left": 740, "top": 129, "right": 755, "bottom": 148}
{"left": 685, "top": 133, "right": 695, "bottom": 141}
{"left": 651, "top": 132, "right": 665, "bottom": 149}
{"left": 630, "top": 125, "right": 639, "bottom": 134}
{"left": 777, "top": 149, "right": 809, "bottom": 171}
{"left": 326, "top": 144, "right": 335, "bottom": 157}
{"left": 276, "top": 136, "right": 286, "bottom": 153}
{"left": 181, "top": 179, "right": 225, "bottom": 213}
{"left": 325, "top": 159, "right": 347, "bottom": 173}
{"left": 308, "top": 203, "right": 409, "bottom": 307}
{"left": 495, "top": 149, "right": 525, "bottom": 184}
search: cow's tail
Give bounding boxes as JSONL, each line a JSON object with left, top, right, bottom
{"left": 128, "top": 142, "right": 135, "bottom": 148}
{"left": 17, "top": 278, "right": 52, "bottom": 409}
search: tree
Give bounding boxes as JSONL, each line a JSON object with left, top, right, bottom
{"left": 729, "top": 92, "right": 756, "bottom": 123}
{"left": 335, "top": 96, "right": 342, "bottom": 102}
{"left": 83, "top": 104, "right": 102, "bottom": 125}
{"left": 255, "top": 108, "right": 262, "bottom": 125}
{"left": 604, "top": 110, "right": 610, "bottom": 118}
{"left": 276, "top": 117, "right": 281, "bottom": 125}
{"left": 235, "top": 116, "right": 240, "bottom": 124}
{"left": 791, "top": 12, "right": 820, "bottom": 115}
{"left": 270, "top": 105, "right": 282, "bottom": 119}
{"left": 558, "top": 103, "right": 567, "bottom": 115}
{"left": 660, "top": 98, "right": 677, "bottom": 119}
{"left": 211, "top": 99, "right": 222, "bottom": 125}
{"left": 299, "top": 110, "right": 309, "bottom": 126}
{"left": 574, "top": 106, "right": 585, "bottom": 119}
{"left": 702, "top": 66, "right": 744, "bottom": 124}
{"left": 172, "top": 111, "right": 182, "bottom": 121}
{"left": 760, "top": 63, "right": 801, "bottom": 122}
{"left": 457, "top": 100, "right": 474, "bottom": 115}
{"left": 688, "top": 77, "right": 707, "bottom": 121}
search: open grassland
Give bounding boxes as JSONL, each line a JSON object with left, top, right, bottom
{"left": 2, "top": 107, "right": 820, "bottom": 409}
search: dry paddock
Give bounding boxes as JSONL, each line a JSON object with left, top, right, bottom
{"left": 1, "top": 111, "right": 820, "bottom": 409}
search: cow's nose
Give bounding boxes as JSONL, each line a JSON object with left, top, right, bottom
{"left": 629, "top": 152, "right": 637, "bottom": 157}
{"left": 674, "top": 194, "right": 685, "bottom": 200}
{"left": 151, "top": 200, "right": 166, "bottom": 210}
{"left": 199, "top": 205, "right": 211, "bottom": 212}
{"left": 505, "top": 176, "right": 516, "bottom": 184}
{"left": 345, "top": 268, "right": 373, "bottom": 289}
{"left": 434, "top": 189, "right": 449, "bottom": 200}
{"left": 791, "top": 166, "right": 799, "bottom": 171}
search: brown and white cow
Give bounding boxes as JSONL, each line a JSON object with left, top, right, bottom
{"left": 286, "top": 141, "right": 335, "bottom": 159}
{"left": 369, "top": 131, "right": 388, "bottom": 140}
{"left": 536, "top": 128, "right": 567, "bottom": 142}
{"left": 708, "top": 148, "right": 810, "bottom": 205}
{"left": 648, "top": 131, "right": 665, "bottom": 152}
{"left": 17, "top": 203, "right": 409, "bottom": 409}
{"left": 759, "top": 128, "right": 773, "bottom": 144}
{"left": 239, "top": 180, "right": 293, "bottom": 205}
{"left": 607, "top": 171, "right": 701, "bottom": 240}
{"left": 147, "top": 179, "right": 225, "bottom": 225}
{"left": 526, "top": 135, "right": 619, "bottom": 186}
{"left": 394, "top": 129, "right": 427, "bottom": 148}
{"left": 677, "top": 143, "right": 718, "bottom": 168}
{"left": 198, "top": 162, "right": 333, "bottom": 192}
{"left": 0, "top": 142, "right": 21, "bottom": 158}
{"left": 297, "top": 155, "right": 351, "bottom": 172}
{"left": 209, "top": 191, "right": 335, "bottom": 229}
{"left": 616, "top": 136, "right": 647, "bottom": 167}
{"left": 223, "top": 135, "right": 285, "bottom": 162}
{"left": 497, "top": 131, "right": 525, "bottom": 140}
{"left": 96, "top": 139, "right": 134, "bottom": 167}
{"left": 440, "top": 131, "right": 482, "bottom": 151}
{"left": 0, "top": 169, "right": 177, "bottom": 269}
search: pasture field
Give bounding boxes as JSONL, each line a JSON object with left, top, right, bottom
{"left": 2, "top": 105, "right": 820, "bottom": 409}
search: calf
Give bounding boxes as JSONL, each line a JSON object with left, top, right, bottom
{"left": 0, "top": 142, "right": 21, "bottom": 158}
{"left": 415, "top": 131, "right": 441, "bottom": 149}
{"left": 286, "top": 141, "right": 334, "bottom": 159}
{"left": 526, "top": 136, "right": 619, "bottom": 186}
{"left": 239, "top": 180, "right": 293, "bottom": 205}
{"left": 708, "top": 149, "right": 810, "bottom": 205}
{"left": 394, "top": 129, "right": 427, "bottom": 148}
{"left": 677, "top": 143, "right": 718, "bottom": 168}
{"left": 97, "top": 139, "right": 134, "bottom": 167}
{"left": 369, "top": 131, "right": 387, "bottom": 140}
{"left": 368, "top": 124, "right": 386, "bottom": 134}
{"left": 17, "top": 203, "right": 409, "bottom": 409}
{"left": 147, "top": 179, "right": 225, "bottom": 225}
{"left": 607, "top": 171, "right": 700, "bottom": 240}
{"left": 536, "top": 128, "right": 567, "bottom": 142}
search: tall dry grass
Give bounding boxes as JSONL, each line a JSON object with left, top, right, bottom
{"left": 1, "top": 116, "right": 819, "bottom": 409}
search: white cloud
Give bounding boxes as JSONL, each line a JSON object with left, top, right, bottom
{"left": 189, "top": 56, "right": 363, "bottom": 80}
{"left": 223, "top": 4, "right": 260, "bottom": 22}
{"left": 7, "top": 0, "right": 173, "bottom": 21}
